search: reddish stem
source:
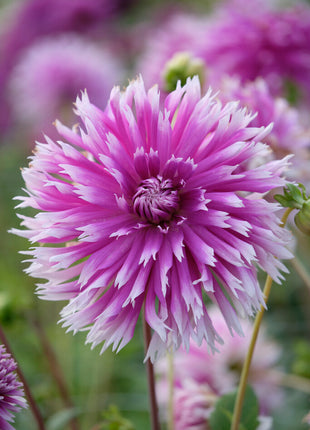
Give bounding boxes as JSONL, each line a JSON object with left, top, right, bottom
{"left": 142, "top": 316, "right": 161, "bottom": 430}
{"left": 0, "top": 325, "right": 46, "bottom": 430}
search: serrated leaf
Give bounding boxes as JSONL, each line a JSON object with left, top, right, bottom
{"left": 286, "top": 183, "right": 304, "bottom": 203}
{"left": 274, "top": 194, "right": 293, "bottom": 208}
{"left": 209, "top": 386, "right": 259, "bottom": 430}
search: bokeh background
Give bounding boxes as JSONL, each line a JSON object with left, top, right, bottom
{"left": 0, "top": 0, "right": 310, "bottom": 429}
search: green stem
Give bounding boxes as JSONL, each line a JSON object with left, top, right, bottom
{"left": 291, "top": 257, "right": 310, "bottom": 292}
{"left": 230, "top": 207, "right": 293, "bottom": 430}
{"left": 168, "top": 349, "right": 174, "bottom": 430}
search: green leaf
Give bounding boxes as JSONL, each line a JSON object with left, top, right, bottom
{"left": 98, "top": 405, "right": 136, "bottom": 430}
{"left": 46, "top": 408, "right": 81, "bottom": 430}
{"left": 209, "top": 386, "right": 259, "bottom": 430}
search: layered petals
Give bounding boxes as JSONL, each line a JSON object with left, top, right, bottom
{"left": 13, "top": 76, "right": 292, "bottom": 361}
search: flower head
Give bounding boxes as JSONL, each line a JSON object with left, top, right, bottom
{"left": 0, "top": 345, "right": 27, "bottom": 430}
{"left": 218, "top": 76, "right": 310, "bottom": 186}
{"left": 9, "top": 34, "right": 123, "bottom": 136}
{"left": 202, "top": 2, "right": 310, "bottom": 99}
{"left": 157, "top": 307, "right": 283, "bottom": 414}
{"left": 13, "top": 76, "right": 292, "bottom": 361}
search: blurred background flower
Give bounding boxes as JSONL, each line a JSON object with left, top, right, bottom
{"left": 8, "top": 34, "right": 123, "bottom": 138}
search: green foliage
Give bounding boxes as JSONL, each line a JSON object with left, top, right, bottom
{"left": 292, "top": 340, "right": 310, "bottom": 379}
{"left": 97, "top": 405, "right": 136, "bottom": 430}
{"left": 284, "top": 80, "right": 301, "bottom": 105}
{"left": 274, "top": 183, "right": 307, "bottom": 209}
{"left": 46, "top": 408, "right": 81, "bottom": 430}
{"left": 275, "top": 183, "right": 310, "bottom": 234}
{"left": 209, "top": 386, "right": 259, "bottom": 430}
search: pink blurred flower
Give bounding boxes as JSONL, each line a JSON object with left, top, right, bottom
{"left": 157, "top": 307, "right": 283, "bottom": 415}
{"left": 202, "top": 2, "right": 310, "bottom": 99}
{"left": 9, "top": 34, "right": 123, "bottom": 136}
{"left": 173, "top": 380, "right": 216, "bottom": 430}
{"left": 13, "top": 76, "right": 291, "bottom": 361}
{"left": 218, "top": 76, "right": 310, "bottom": 186}
{"left": 0, "top": 0, "right": 125, "bottom": 134}
{"left": 137, "top": 1, "right": 310, "bottom": 102}
{"left": 161, "top": 379, "right": 273, "bottom": 430}
{"left": 0, "top": 345, "right": 27, "bottom": 430}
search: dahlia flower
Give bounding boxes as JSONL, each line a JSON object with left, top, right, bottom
{"left": 13, "top": 76, "right": 292, "bottom": 361}
{"left": 218, "top": 77, "right": 310, "bottom": 187}
{"left": 156, "top": 307, "right": 283, "bottom": 414}
{"left": 9, "top": 34, "right": 123, "bottom": 136}
{"left": 172, "top": 380, "right": 216, "bottom": 430}
{"left": 202, "top": 2, "right": 310, "bottom": 99}
{"left": 158, "top": 378, "right": 273, "bottom": 430}
{"left": 0, "top": 345, "right": 27, "bottom": 430}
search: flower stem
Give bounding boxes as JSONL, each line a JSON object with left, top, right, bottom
{"left": 291, "top": 257, "right": 310, "bottom": 292}
{"left": 0, "top": 325, "right": 46, "bottom": 430}
{"left": 230, "top": 207, "right": 293, "bottom": 430}
{"left": 142, "top": 315, "right": 161, "bottom": 430}
{"left": 168, "top": 349, "right": 174, "bottom": 430}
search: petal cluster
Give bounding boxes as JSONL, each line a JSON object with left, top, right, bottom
{"left": 0, "top": 345, "right": 27, "bottom": 430}
{"left": 13, "top": 76, "right": 292, "bottom": 361}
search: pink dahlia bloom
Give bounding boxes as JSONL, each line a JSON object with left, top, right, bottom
{"left": 202, "top": 2, "right": 310, "bottom": 99}
{"left": 218, "top": 76, "right": 310, "bottom": 186}
{"left": 172, "top": 380, "right": 216, "bottom": 430}
{"left": 0, "top": 345, "right": 27, "bottom": 430}
{"left": 157, "top": 307, "right": 283, "bottom": 414}
{"left": 13, "top": 76, "right": 292, "bottom": 361}
{"left": 9, "top": 34, "right": 123, "bottom": 137}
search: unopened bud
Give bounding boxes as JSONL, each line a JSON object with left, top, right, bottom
{"left": 162, "top": 52, "right": 206, "bottom": 93}
{"left": 295, "top": 199, "right": 310, "bottom": 235}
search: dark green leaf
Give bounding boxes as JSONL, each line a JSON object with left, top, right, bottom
{"left": 209, "top": 386, "right": 259, "bottom": 430}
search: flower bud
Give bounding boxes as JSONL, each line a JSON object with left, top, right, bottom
{"left": 163, "top": 51, "right": 205, "bottom": 92}
{"left": 294, "top": 198, "right": 310, "bottom": 235}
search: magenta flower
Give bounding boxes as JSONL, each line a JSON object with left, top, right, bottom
{"left": 202, "top": 2, "right": 310, "bottom": 98}
{"left": 9, "top": 34, "right": 123, "bottom": 136}
{"left": 0, "top": 345, "right": 27, "bottom": 430}
{"left": 13, "top": 76, "right": 292, "bottom": 361}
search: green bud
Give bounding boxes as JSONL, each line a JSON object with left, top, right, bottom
{"left": 162, "top": 51, "right": 206, "bottom": 93}
{"left": 294, "top": 198, "right": 310, "bottom": 235}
